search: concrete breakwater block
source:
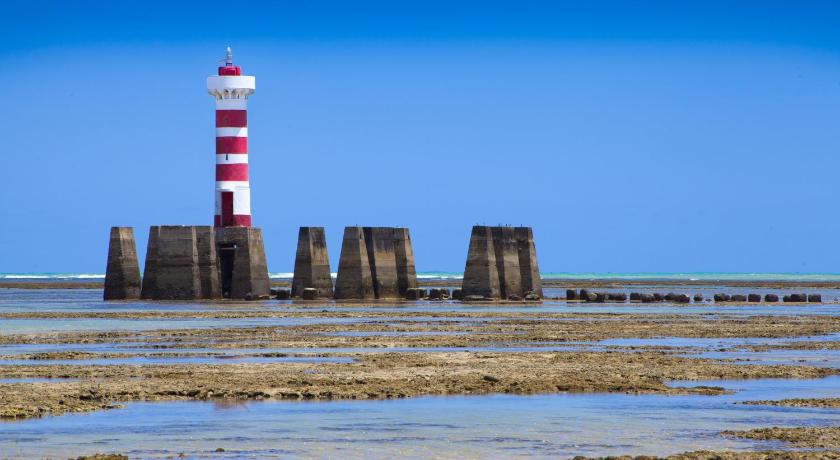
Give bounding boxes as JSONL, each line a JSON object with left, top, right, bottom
{"left": 334, "top": 226, "right": 375, "bottom": 300}
{"left": 365, "top": 227, "right": 400, "bottom": 299}
{"left": 291, "top": 227, "right": 333, "bottom": 299}
{"left": 104, "top": 227, "right": 142, "bottom": 300}
{"left": 461, "top": 225, "right": 543, "bottom": 300}
{"left": 334, "top": 226, "right": 418, "bottom": 300}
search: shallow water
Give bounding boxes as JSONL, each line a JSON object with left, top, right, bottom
{"left": 4, "top": 289, "right": 840, "bottom": 318}
{"left": 3, "top": 376, "right": 840, "bottom": 459}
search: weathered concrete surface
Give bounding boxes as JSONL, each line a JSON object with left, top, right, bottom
{"left": 393, "top": 227, "right": 418, "bottom": 297}
{"left": 461, "top": 226, "right": 501, "bottom": 299}
{"left": 515, "top": 226, "right": 543, "bottom": 298}
{"left": 291, "top": 227, "right": 333, "bottom": 298}
{"left": 491, "top": 226, "right": 523, "bottom": 299}
{"left": 195, "top": 226, "right": 221, "bottom": 299}
{"left": 364, "top": 227, "right": 400, "bottom": 299}
{"left": 216, "top": 227, "right": 270, "bottom": 300}
{"left": 461, "top": 226, "right": 542, "bottom": 300}
{"left": 141, "top": 226, "right": 201, "bottom": 300}
{"left": 334, "top": 226, "right": 375, "bottom": 300}
{"left": 103, "top": 227, "right": 141, "bottom": 300}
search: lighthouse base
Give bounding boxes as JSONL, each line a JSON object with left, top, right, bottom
{"left": 138, "top": 225, "right": 268, "bottom": 300}
{"left": 215, "top": 227, "right": 270, "bottom": 299}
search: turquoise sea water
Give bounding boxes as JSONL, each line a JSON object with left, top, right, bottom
{"left": 6, "top": 272, "right": 840, "bottom": 281}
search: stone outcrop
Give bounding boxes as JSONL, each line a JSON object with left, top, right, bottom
{"left": 215, "top": 227, "right": 270, "bottom": 300}
{"left": 291, "top": 227, "right": 333, "bottom": 298}
{"left": 461, "top": 226, "right": 543, "bottom": 300}
{"left": 334, "top": 226, "right": 375, "bottom": 300}
{"left": 103, "top": 227, "right": 142, "bottom": 300}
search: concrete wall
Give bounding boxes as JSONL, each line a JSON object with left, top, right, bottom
{"left": 334, "top": 226, "right": 375, "bottom": 300}
{"left": 104, "top": 227, "right": 141, "bottom": 300}
{"left": 291, "top": 227, "right": 333, "bottom": 298}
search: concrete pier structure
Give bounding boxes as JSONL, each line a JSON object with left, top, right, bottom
{"left": 393, "top": 227, "right": 418, "bottom": 297}
{"left": 461, "top": 226, "right": 501, "bottom": 299}
{"left": 216, "top": 227, "right": 270, "bottom": 299}
{"left": 515, "top": 226, "right": 543, "bottom": 298}
{"left": 461, "top": 225, "right": 542, "bottom": 300}
{"left": 141, "top": 226, "right": 202, "bottom": 300}
{"left": 104, "top": 227, "right": 141, "bottom": 300}
{"left": 334, "top": 226, "right": 375, "bottom": 300}
{"left": 491, "top": 226, "right": 523, "bottom": 299}
{"left": 291, "top": 227, "right": 333, "bottom": 298}
{"left": 364, "top": 227, "right": 400, "bottom": 299}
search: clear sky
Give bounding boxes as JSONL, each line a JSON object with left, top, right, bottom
{"left": 2, "top": 1, "right": 840, "bottom": 274}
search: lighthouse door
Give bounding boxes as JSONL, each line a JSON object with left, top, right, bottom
{"left": 220, "top": 191, "right": 234, "bottom": 227}
{"left": 218, "top": 243, "right": 236, "bottom": 298}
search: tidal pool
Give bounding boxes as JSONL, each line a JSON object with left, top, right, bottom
{"left": 2, "top": 376, "right": 839, "bottom": 458}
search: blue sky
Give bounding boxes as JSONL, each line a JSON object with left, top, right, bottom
{"left": 2, "top": 1, "right": 840, "bottom": 274}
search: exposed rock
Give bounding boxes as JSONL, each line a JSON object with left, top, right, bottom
{"left": 405, "top": 288, "right": 426, "bottom": 300}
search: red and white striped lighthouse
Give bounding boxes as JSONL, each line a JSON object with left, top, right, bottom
{"left": 207, "top": 47, "right": 255, "bottom": 227}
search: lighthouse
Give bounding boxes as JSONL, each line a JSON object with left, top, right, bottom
{"left": 207, "top": 47, "right": 255, "bottom": 227}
